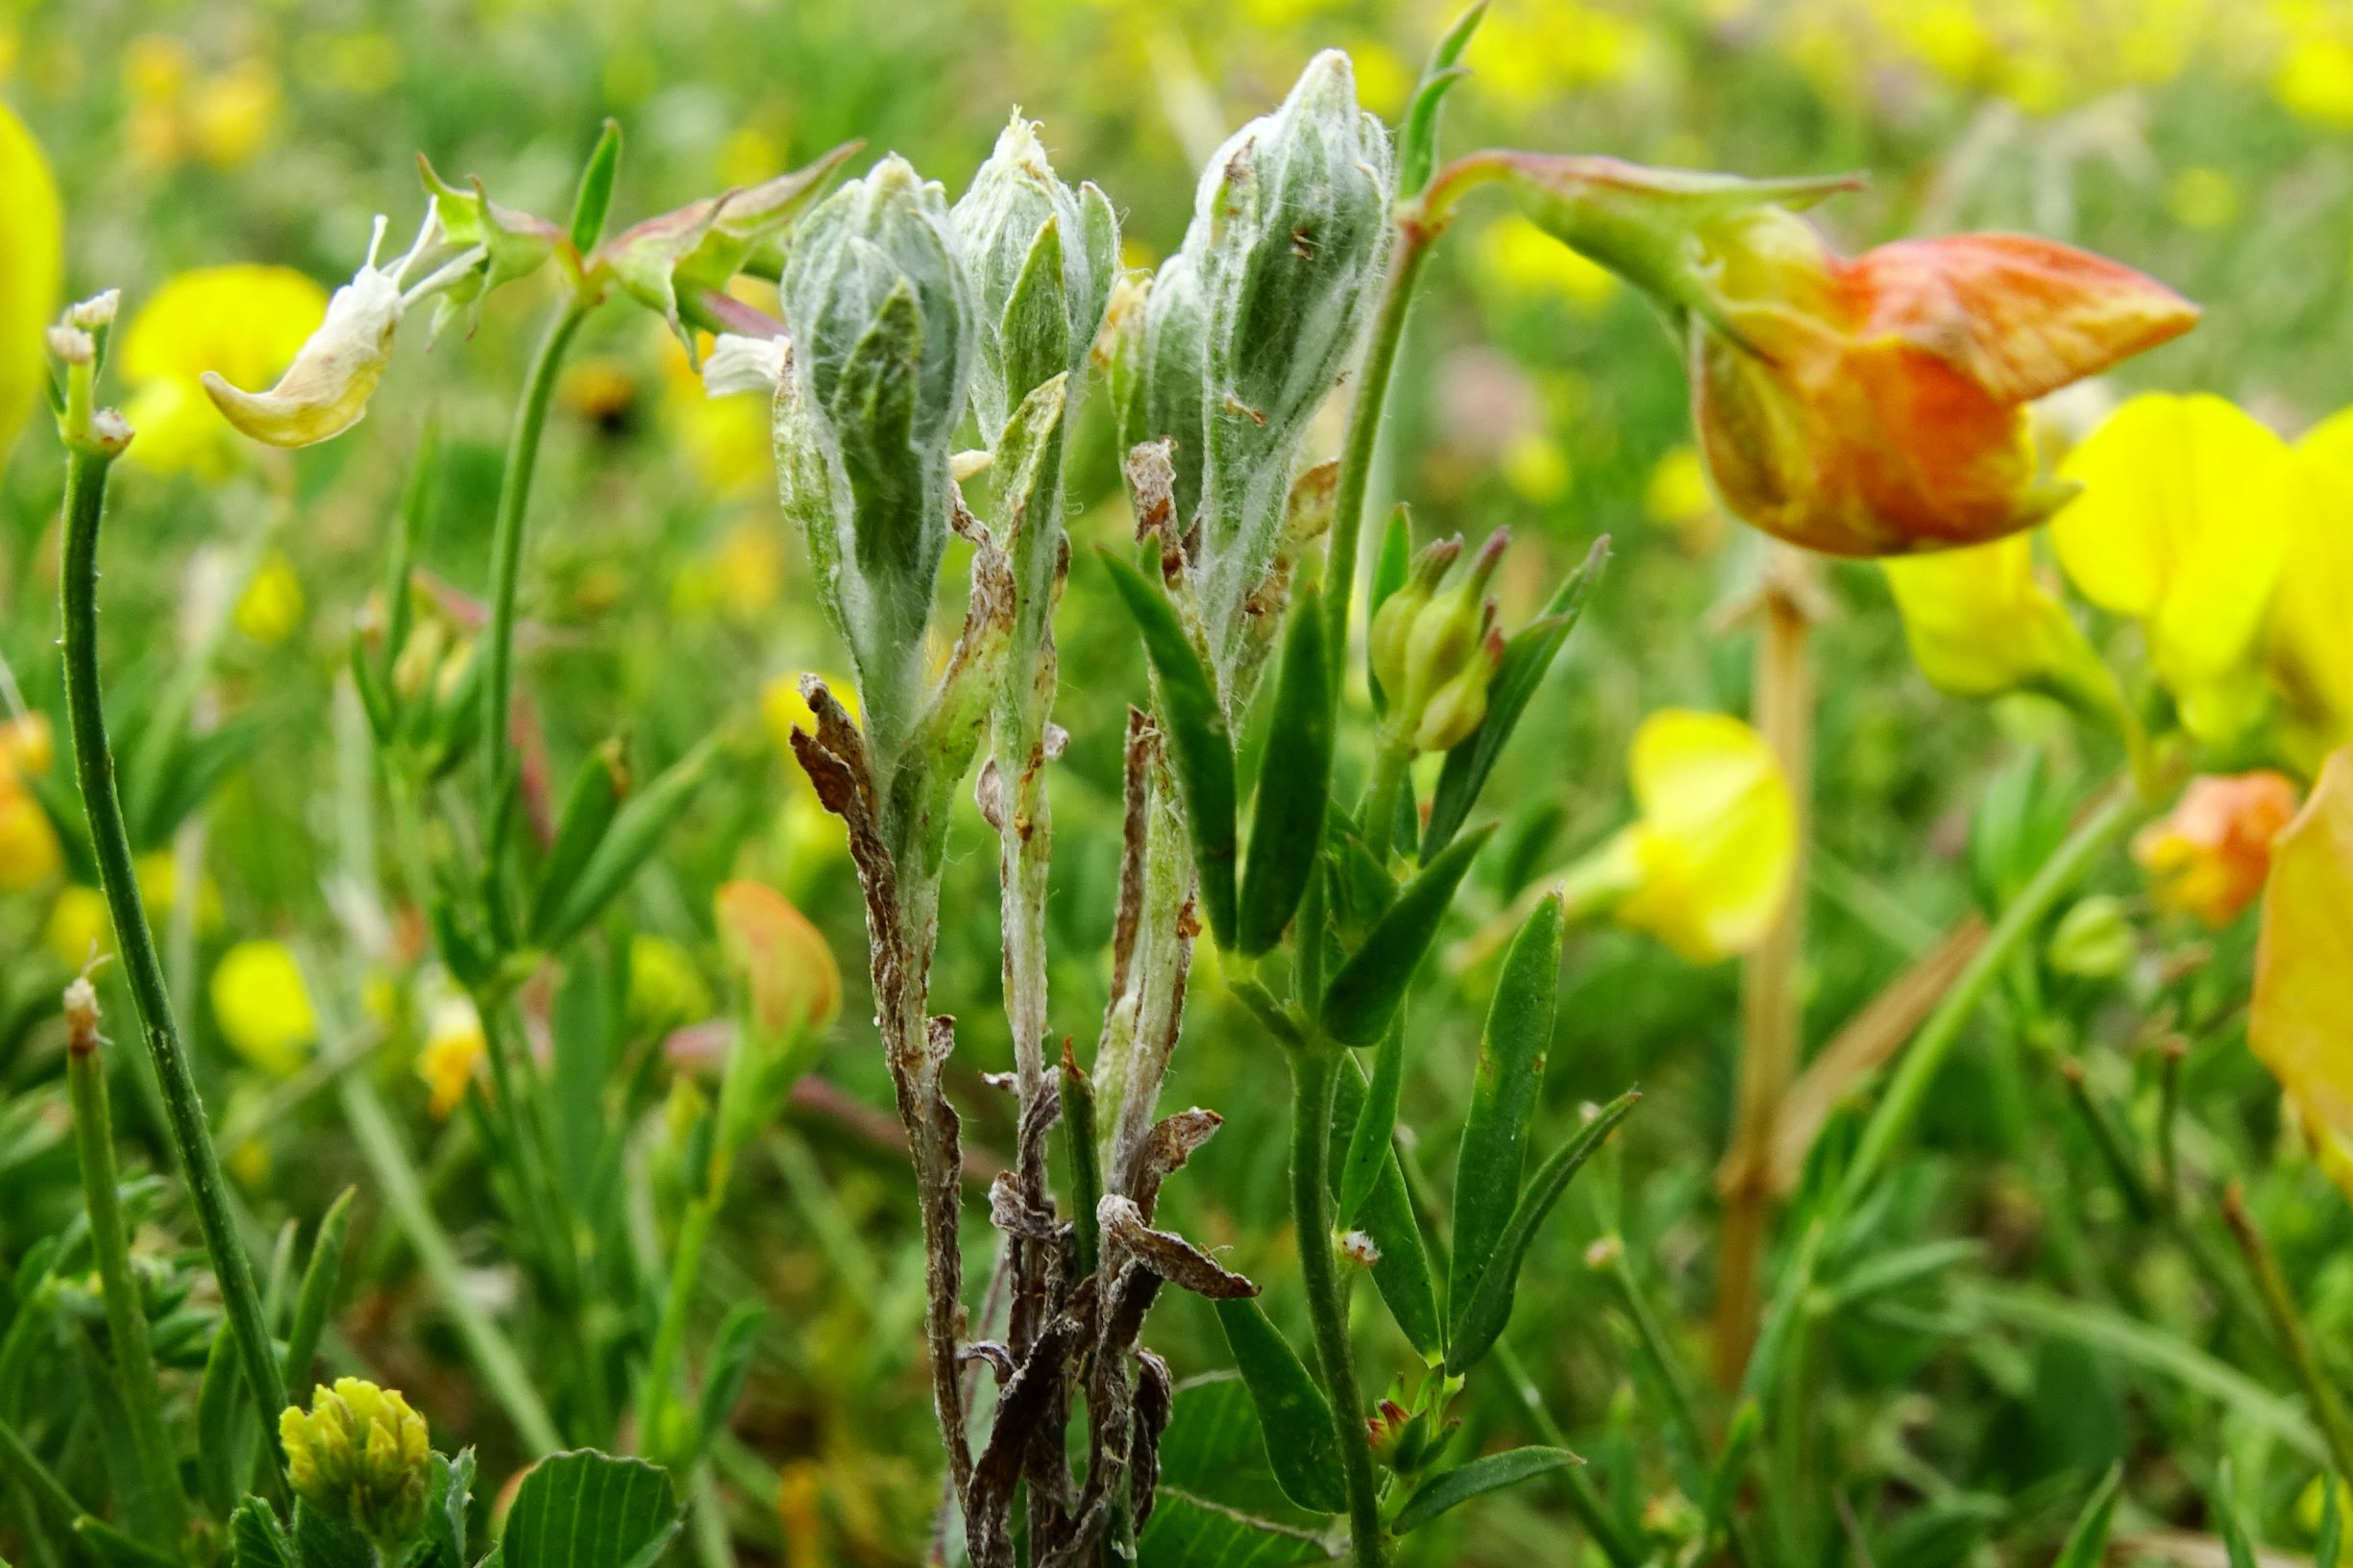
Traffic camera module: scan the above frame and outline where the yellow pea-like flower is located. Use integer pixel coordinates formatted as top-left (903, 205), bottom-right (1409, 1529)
top-left (0, 780), bottom-right (60, 892)
top-left (1881, 530), bottom-right (2116, 706)
top-left (0, 97), bottom-right (61, 458)
top-left (2050, 393), bottom-right (2296, 744)
top-left (117, 264), bottom-right (327, 475)
top-left (1562, 709), bottom-right (1797, 965)
top-left (414, 992), bottom-right (485, 1118)
top-left (208, 939), bottom-right (317, 1075)
top-left (2248, 747), bottom-right (2353, 1201)
top-left (2270, 410), bottom-right (2353, 767)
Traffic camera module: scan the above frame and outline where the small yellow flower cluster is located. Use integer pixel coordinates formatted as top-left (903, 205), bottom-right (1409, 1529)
top-left (280, 1380), bottom-right (431, 1545)
top-left (121, 36), bottom-right (280, 171)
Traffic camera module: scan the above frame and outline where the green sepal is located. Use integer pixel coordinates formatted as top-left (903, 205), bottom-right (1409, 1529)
top-left (568, 119), bottom-right (624, 256)
top-left (1396, 2), bottom-right (1489, 198)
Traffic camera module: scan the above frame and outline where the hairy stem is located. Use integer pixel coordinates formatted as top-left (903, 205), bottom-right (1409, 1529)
top-left (68, 1011), bottom-right (191, 1544)
top-left (1289, 1044), bottom-right (1385, 1567)
top-left (59, 445), bottom-right (291, 1482)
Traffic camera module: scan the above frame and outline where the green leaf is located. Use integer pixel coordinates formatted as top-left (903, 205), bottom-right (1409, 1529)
top-left (1135, 1379), bottom-right (1328, 1568)
top-left (1329, 1062), bottom-right (1443, 1360)
top-left (1446, 1090), bottom-right (1640, 1375)
top-left (2216, 1461), bottom-right (2258, 1568)
top-left (282, 1187), bottom-right (355, 1389)
top-left (527, 741), bottom-right (630, 943)
top-left (692, 1304), bottom-right (767, 1457)
top-left (2320, 1475), bottom-right (2341, 1568)
top-left (1396, 2), bottom-right (1489, 197)
top-left (1100, 550), bottom-right (1238, 947)
top-left (72, 1515), bottom-right (179, 1568)
top-left (1320, 825), bottom-right (1493, 1046)
top-left (1448, 893), bottom-right (1561, 1334)
top-left (196, 1321), bottom-right (255, 1519)
top-left (1337, 1013), bottom-right (1405, 1227)
top-left (997, 215), bottom-right (1072, 412)
top-left (2050, 1464), bottom-right (2120, 1568)
top-left (1061, 1052), bottom-right (1104, 1284)
top-left (569, 119), bottom-right (624, 254)
top-left (500, 1451), bottom-right (682, 1568)
top-left (291, 1499), bottom-right (378, 1568)
top-left (1392, 1446), bottom-right (1578, 1535)
top-left (1703, 1402), bottom-right (1760, 1551)
top-left (419, 1450), bottom-right (476, 1568)
top-left (1212, 1297), bottom-right (1347, 1515)
top-left (1237, 583), bottom-right (1334, 956)
top-left (229, 1499), bottom-right (296, 1568)
top-left (541, 736), bottom-right (723, 947)
top-left (1422, 536), bottom-right (1605, 862)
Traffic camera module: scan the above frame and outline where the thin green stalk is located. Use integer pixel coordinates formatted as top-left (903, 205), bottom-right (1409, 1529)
top-left (1492, 1341), bottom-right (1646, 1568)
top-left (641, 1190), bottom-right (721, 1463)
top-left (480, 302), bottom-right (591, 869)
top-left (0, 1413), bottom-right (89, 1548)
top-left (1360, 742), bottom-right (1411, 860)
top-left (66, 1005), bottom-right (190, 1547)
top-left (59, 444), bottom-right (290, 1482)
top-left (2221, 1187), bottom-right (2353, 1483)
top-left (1289, 1044), bottom-right (1385, 1568)
top-left (2156, 1038), bottom-right (2185, 1207)
top-left (1323, 222), bottom-right (1434, 676)
top-left (337, 1074), bottom-right (562, 1454)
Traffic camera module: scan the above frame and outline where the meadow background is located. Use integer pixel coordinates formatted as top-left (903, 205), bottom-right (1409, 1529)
top-left (7, 1), bottom-right (2353, 1562)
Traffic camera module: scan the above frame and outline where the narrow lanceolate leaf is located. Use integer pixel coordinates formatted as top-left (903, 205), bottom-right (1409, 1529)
top-left (500, 1450), bottom-right (682, 1568)
top-left (2050, 1464), bottom-right (2120, 1568)
top-left (1213, 1297), bottom-right (1349, 1515)
top-left (1337, 1013), bottom-right (1406, 1228)
top-left (1702, 1402), bottom-right (1760, 1551)
top-left (1446, 1090), bottom-right (1640, 1375)
top-left (1237, 584), bottom-right (1333, 955)
top-left (1449, 893), bottom-right (1563, 1334)
top-left (542, 735), bottom-right (723, 947)
top-left (282, 1186), bottom-right (355, 1387)
top-left (2319, 1476), bottom-right (2342, 1568)
top-left (1391, 1446), bottom-right (1579, 1535)
top-left (528, 740), bottom-right (630, 943)
top-left (569, 119), bottom-right (624, 253)
top-left (2214, 1462), bottom-right (2258, 1568)
top-left (1396, 1), bottom-right (1490, 197)
top-left (1329, 1062), bottom-right (1443, 1360)
top-left (1423, 535), bottom-right (1606, 862)
top-left (1321, 824), bottom-right (1494, 1046)
top-left (1101, 550), bottom-right (1238, 946)
top-left (693, 1304), bottom-right (768, 1455)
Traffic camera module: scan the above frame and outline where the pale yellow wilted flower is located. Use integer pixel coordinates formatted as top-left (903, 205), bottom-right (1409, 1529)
top-left (204, 216), bottom-right (404, 449)
top-left (2050, 393), bottom-right (2296, 744)
top-left (117, 264), bottom-right (326, 475)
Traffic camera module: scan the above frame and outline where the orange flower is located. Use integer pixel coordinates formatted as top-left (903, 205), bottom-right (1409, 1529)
top-left (2132, 771), bottom-right (2301, 928)
top-left (1493, 157), bottom-right (2199, 556)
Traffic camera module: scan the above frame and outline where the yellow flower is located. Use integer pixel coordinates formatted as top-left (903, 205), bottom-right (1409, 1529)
top-left (0, 96), bottom-right (61, 456)
top-left (1499, 432), bottom-right (1570, 504)
top-left (1480, 212), bottom-right (1617, 310)
top-left (1, 711), bottom-right (53, 777)
top-left (1881, 530), bottom-right (2117, 704)
top-left (234, 550), bottom-right (306, 645)
top-left (187, 58), bottom-right (278, 169)
top-left (414, 992), bottom-right (484, 1117)
top-left (2270, 411), bottom-right (2353, 765)
top-left (45, 885), bottom-right (110, 967)
top-left (626, 933), bottom-right (713, 1037)
top-left (0, 781), bottom-right (59, 891)
top-left (715, 880), bottom-right (842, 1045)
top-left (2050, 393), bottom-right (2295, 743)
top-left (1564, 709), bottom-right (1796, 964)
top-left (2248, 747), bottom-right (2353, 1200)
top-left (2134, 770), bottom-right (2301, 928)
top-left (280, 1379), bottom-right (430, 1545)
top-left (2277, 35), bottom-right (2353, 130)
top-left (209, 939), bottom-right (317, 1075)
top-left (117, 265), bottom-right (327, 475)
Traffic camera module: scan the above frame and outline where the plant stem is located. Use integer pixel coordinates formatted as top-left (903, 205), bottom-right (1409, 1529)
top-left (1716, 548), bottom-right (1814, 1390)
top-left (2221, 1186), bottom-right (2353, 1483)
top-left (338, 1074), bottom-right (562, 1454)
top-left (1492, 1341), bottom-right (1646, 1567)
top-left (641, 1189), bottom-right (721, 1463)
top-left (480, 301), bottom-right (591, 871)
top-left (1360, 741), bottom-right (1412, 861)
top-left (58, 445), bottom-right (291, 1483)
top-left (1288, 1044), bottom-right (1385, 1567)
top-left (67, 1008), bottom-right (190, 1546)
top-left (1323, 221), bottom-right (1434, 678)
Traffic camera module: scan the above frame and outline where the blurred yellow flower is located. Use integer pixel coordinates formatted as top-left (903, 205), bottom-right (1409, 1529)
top-left (188, 59), bottom-right (279, 168)
top-left (2270, 411), bottom-right (2353, 766)
top-left (0, 96), bottom-right (61, 456)
top-left (0, 783), bottom-right (59, 891)
top-left (46, 885), bottom-right (110, 967)
top-left (118, 265), bottom-right (328, 475)
top-left (662, 329), bottom-right (772, 497)
top-left (415, 992), bottom-right (485, 1117)
top-left (1643, 443), bottom-right (1723, 551)
top-left (122, 37), bottom-right (278, 169)
top-left (2051, 394), bottom-right (2294, 744)
top-left (674, 521), bottom-right (786, 623)
top-left (1881, 531), bottom-right (2117, 708)
top-left (2166, 166), bottom-right (2241, 232)
top-left (1469, 1), bottom-right (1646, 107)
top-left (209, 939), bottom-right (317, 1075)
top-left (1554, 709), bottom-right (1796, 964)
top-left (627, 933), bottom-right (714, 1037)
top-left (1, 712), bottom-right (52, 777)
top-left (2248, 747), bottom-right (2353, 1200)
top-left (2276, 35), bottom-right (2353, 129)
top-left (2135, 770), bottom-right (2301, 928)
top-left (1480, 213), bottom-right (1617, 311)
top-left (1499, 431), bottom-right (1571, 504)
top-left (234, 550), bottom-right (306, 645)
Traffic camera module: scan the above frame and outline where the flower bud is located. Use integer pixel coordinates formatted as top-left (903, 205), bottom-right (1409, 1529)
top-left (1496, 155), bottom-right (2197, 556)
top-left (2047, 894), bottom-right (2137, 980)
top-left (1412, 626), bottom-right (1504, 752)
top-left (952, 114), bottom-right (1117, 441)
top-left (775, 155), bottom-right (974, 755)
top-left (204, 216), bottom-right (403, 449)
top-left (1379, 530), bottom-right (1507, 754)
top-left (2133, 771), bottom-right (2300, 929)
top-left (1368, 535), bottom-right (1460, 701)
top-left (280, 1379), bottom-right (431, 1548)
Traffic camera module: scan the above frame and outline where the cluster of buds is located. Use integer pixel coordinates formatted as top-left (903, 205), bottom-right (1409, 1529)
top-left (1369, 529), bottom-right (1507, 754)
top-left (48, 291), bottom-right (132, 456)
top-left (1363, 1378), bottom-right (1459, 1478)
top-left (279, 1379), bottom-right (432, 1548)
top-left (772, 156), bottom-right (974, 762)
top-left (1122, 51), bottom-right (1394, 674)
